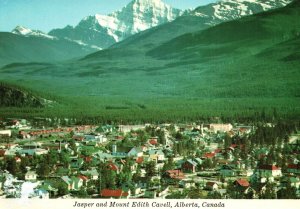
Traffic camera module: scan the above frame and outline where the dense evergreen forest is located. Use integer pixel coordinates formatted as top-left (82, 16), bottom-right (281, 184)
top-left (0, 82), bottom-right (299, 124)
top-left (0, 82), bottom-right (44, 107)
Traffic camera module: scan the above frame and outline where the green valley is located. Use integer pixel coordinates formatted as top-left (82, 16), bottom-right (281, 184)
top-left (0, 0), bottom-right (299, 121)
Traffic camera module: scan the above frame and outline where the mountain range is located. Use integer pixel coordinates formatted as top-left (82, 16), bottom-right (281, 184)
top-left (0, 31), bottom-right (99, 66)
top-left (49, 0), bottom-right (182, 49)
top-left (48, 0), bottom-right (292, 49)
top-left (0, 0), bottom-right (299, 118)
top-left (4, 0), bottom-right (292, 56)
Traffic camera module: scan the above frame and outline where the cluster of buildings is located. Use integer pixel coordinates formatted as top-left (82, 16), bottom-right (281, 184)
top-left (0, 118), bottom-right (299, 199)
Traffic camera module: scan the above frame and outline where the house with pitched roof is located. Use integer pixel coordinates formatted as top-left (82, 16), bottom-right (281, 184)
top-left (235, 179), bottom-right (250, 188)
top-left (84, 134), bottom-right (105, 142)
top-left (61, 176), bottom-right (83, 191)
top-left (107, 162), bottom-right (120, 173)
top-left (25, 170), bottom-right (38, 182)
top-left (36, 182), bottom-right (58, 198)
top-left (149, 137), bottom-right (158, 146)
top-left (78, 175), bottom-right (89, 185)
top-left (257, 165), bottom-right (282, 178)
top-left (81, 169), bottom-right (99, 180)
top-left (164, 170), bottom-right (185, 184)
top-left (182, 159), bottom-right (198, 173)
top-left (179, 180), bottom-right (195, 189)
top-left (233, 179), bottom-right (254, 196)
top-left (148, 149), bottom-right (165, 163)
top-left (206, 182), bottom-right (219, 191)
top-left (128, 146), bottom-right (144, 158)
top-left (70, 158), bottom-right (84, 170)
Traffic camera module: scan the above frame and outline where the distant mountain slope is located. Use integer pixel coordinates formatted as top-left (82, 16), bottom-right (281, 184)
top-left (49, 0), bottom-right (182, 49)
top-left (0, 32), bottom-right (98, 66)
top-left (148, 0), bottom-right (300, 59)
top-left (257, 36), bottom-right (300, 62)
top-left (70, 0), bottom-right (300, 98)
top-left (112, 0), bottom-right (291, 50)
top-left (0, 0), bottom-right (299, 101)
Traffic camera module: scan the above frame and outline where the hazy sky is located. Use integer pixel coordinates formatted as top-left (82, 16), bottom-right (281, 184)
top-left (0, 0), bottom-right (216, 32)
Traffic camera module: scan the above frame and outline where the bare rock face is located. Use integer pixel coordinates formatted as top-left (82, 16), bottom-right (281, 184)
top-left (48, 0), bottom-right (182, 49)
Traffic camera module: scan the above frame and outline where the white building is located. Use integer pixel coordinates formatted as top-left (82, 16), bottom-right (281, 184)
top-left (209, 124), bottom-right (233, 133)
top-left (128, 147), bottom-right (144, 157)
top-left (0, 130), bottom-right (11, 137)
top-left (119, 125), bottom-right (145, 133)
top-left (25, 171), bottom-right (38, 181)
top-left (257, 165), bottom-right (282, 177)
top-left (84, 134), bottom-right (107, 143)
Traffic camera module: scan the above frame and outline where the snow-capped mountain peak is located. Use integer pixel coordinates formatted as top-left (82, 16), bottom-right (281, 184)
top-left (12, 26), bottom-right (32, 36)
top-left (191, 0), bottom-right (292, 25)
top-left (12, 25), bottom-right (56, 39)
top-left (93, 0), bottom-right (182, 41)
top-left (19, 0), bottom-right (292, 50)
top-left (49, 0), bottom-right (182, 48)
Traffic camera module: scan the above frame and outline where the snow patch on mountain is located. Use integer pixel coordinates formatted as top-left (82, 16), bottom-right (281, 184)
top-left (192, 0), bottom-right (292, 25)
top-left (94, 0), bottom-right (183, 40)
top-left (12, 26), bottom-right (56, 40)
top-left (12, 0), bottom-right (293, 51)
top-left (49, 0), bottom-right (182, 49)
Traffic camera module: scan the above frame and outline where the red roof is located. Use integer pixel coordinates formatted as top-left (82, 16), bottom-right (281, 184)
top-left (115, 135), bottom-right (124, 140)
top-left (83, 156), bottom-right (92, 162)
top-left (235, 179), bottom-right (250, 187)
top-left (230, 144), bottom-right (238, 148)
top-left (107, 163), bottom-right (119, 171)
top-left (239, 128), bottom-right (248, 133)
top-left (149, 139), bottom-right (158, 145)
top-left (15, 157), bottom-right (21, 162)
top-left (78, 175), bottom-right (89, 181)
top-left (259, 165), bottom-right (280, 170)
top-left (101, 189), bottom-right (128, 197)
top-left (203, 153), bottom-right (215, 158)
top-left (166, 170), bottom-right (185, 180)
top-left (136, 157), bottom-right (144, 164)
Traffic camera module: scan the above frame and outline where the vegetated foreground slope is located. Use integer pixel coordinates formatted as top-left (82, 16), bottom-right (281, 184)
top-left (0, 0), bottom-right (299, 119)
top-left (0, 83), bottom-right (45, 107)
